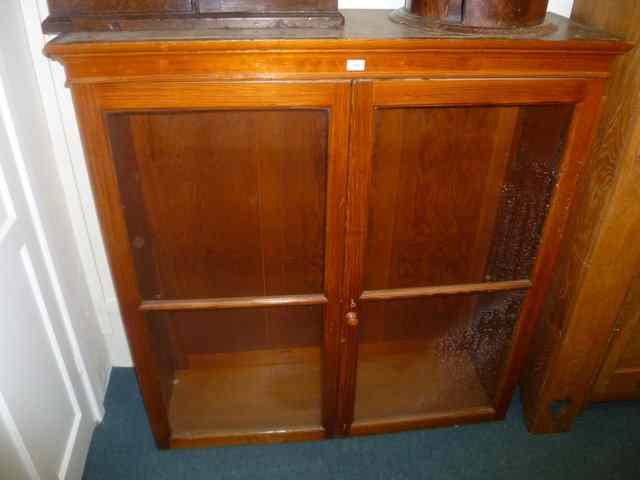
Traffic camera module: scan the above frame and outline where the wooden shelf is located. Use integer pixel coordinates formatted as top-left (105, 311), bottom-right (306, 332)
top-left (169, 347), bottom-right (323, 441)
top-left (354, 341), bottom-right (492, 423)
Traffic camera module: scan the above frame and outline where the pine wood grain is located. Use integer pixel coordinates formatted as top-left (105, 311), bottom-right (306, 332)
top-left (521, 0), bottom-right (640, 433)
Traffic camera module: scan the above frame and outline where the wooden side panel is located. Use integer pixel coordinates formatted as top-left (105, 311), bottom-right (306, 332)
top-left (522, 0), bottom-right (640, 433)
top-left (106, 115), bottom-right (162, 300)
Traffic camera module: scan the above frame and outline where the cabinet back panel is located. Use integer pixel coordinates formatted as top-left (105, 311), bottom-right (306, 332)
top-left (169, 305), bottom-right (323, 362)
top-left (107, 109), bottom-right (328, 300)
top-left (364, 104), bottom-right (574, 291)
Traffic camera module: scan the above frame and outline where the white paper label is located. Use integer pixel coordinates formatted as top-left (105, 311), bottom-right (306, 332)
top-left (346, 59), bottom-right (366, 71)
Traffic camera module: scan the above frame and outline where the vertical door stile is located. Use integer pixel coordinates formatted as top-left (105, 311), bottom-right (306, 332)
top-left (322, 81), bottom-right (352, 435)
top-left (337, 80), bottom-right (375, 435)
top-left (70, 83), bottom-right (173, 447)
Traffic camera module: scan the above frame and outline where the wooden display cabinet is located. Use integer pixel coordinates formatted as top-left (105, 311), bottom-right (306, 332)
top-left (45, 11), bottom-right (628, 448)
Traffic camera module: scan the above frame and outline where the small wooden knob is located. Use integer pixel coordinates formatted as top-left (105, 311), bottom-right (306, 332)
top-left (345, 311), bottom-right (358, 327)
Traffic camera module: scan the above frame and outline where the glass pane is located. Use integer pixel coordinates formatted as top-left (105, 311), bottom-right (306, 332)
top-left (364, 104), bottom-right (574, 290)
top-left (146, 305), bottom-right (324, 437)
top-left (107, 109), bottom-right (328, 300)
top-left (353, 291), bottom-right (525, 423)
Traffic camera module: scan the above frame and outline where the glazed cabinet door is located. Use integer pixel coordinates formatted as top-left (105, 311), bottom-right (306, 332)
top-left (72, 81), bottom-right (350, 447)
top-left (340, 78), bottom-right (605, 435)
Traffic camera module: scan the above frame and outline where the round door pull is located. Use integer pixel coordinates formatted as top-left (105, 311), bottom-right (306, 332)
top-left (345, 311), bottom-right (359, 326)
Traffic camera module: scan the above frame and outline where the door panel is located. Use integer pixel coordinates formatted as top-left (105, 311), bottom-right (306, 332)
top-left (0, 245), bottom-right (77, 477)
top-left (85, 81), bottom-right (350, 445)
top-left (0, 76), bottom-right (90, 479)
top-left (342, 78), bottom-right (591, 433)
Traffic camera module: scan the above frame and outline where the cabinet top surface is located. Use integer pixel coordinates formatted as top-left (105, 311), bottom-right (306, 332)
top-left (47, 10), bottom-right (629, 55)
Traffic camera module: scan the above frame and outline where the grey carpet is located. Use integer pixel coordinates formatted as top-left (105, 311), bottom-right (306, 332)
top-left (83, 367), bottom-right (640, 479)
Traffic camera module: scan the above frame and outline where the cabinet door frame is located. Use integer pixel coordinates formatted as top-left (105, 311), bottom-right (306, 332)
top-left (339, 77), bottom-right (606, 435)
top-left (71, 80), bottom-right (351, 447)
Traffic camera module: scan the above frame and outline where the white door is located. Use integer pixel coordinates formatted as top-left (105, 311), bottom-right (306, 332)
top-left (0, 3), bottom-right (102, 480)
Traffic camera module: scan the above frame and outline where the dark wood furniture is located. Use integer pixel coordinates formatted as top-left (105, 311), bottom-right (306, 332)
top-left (394, 0), bottom-right (549, 29)
top-left (43, 0), bottom-right (344, 33)
top-left (45, 10), bottom-right (628, 448)
top-left (522, 0), bottom-right (640, 433)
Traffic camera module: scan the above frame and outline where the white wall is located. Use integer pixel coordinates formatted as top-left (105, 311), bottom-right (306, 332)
top-left (31, 0), bottom-right (573, 367)
top-left (23, 0), bottom-right (131, 367)
top-left (0, 1), bottom-right (111, 477)
top-left (546, 0), bottom-right (574, 16)
top-left (6, 0), bottom-right (111, 412)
